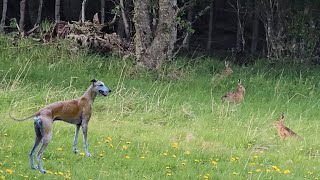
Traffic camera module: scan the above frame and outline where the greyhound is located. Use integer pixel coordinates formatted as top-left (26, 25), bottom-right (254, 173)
top-left (9, 79), bottom-right (111, 174)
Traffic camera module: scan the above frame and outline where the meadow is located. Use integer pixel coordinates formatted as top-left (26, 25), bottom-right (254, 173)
top-left (0, 35), bottom-right (319, 180)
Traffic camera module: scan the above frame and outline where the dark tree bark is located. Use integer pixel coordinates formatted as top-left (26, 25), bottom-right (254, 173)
top-left (101, 0), bottom-right (105, 24)
top-left (120, 0), bottom-right (130, 39)
top-left (250, 1), bottom-right (259, 54)
top-left (81, 0), bottom-right (88, 23)
top-left (55, 0), bottom-right (61, 22)
top-left (19, 0), bottom-right (27, 34)
top-left (133, 0), bottom-right (178, 69)
top-left (0, 0), bottom-right (8, 32)
top-left (184, 2), bottom-right (194, 50)
top-left (206, 0), bottom-right (214, 50)
top-left (36, 0), bottom-right (44, 25)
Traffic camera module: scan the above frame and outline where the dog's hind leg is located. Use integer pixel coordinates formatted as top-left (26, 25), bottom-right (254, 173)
top-left (30, 117), bottom-right (43, 170)
top-left (35, 117), bottom-right (52, 174)
top-left (73, 124), bottom-right (80, 154)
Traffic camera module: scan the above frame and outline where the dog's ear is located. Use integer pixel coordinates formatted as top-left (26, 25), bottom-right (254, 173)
top-left (90, 79), bottom-right (97, 84)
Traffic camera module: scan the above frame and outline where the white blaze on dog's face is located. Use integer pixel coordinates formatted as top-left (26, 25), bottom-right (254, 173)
top-left (91, 79), bottom-right (111, 96)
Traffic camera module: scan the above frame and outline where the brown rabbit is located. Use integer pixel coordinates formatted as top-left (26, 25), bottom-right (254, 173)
top-left (221, 79), bottom-right (245, 103)
top-left (274, 113), bottom-right (302, 140)
top-left (223, 61), bottom-right (233, 76)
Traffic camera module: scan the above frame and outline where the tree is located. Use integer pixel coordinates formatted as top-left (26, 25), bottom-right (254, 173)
top-left (206, 0), bottom-right (214, 50)
top-left (81, 0), bottom-right (88, 23)
top-left (133, 0), bottom-right (178, 69)
top-left (19, 0), bottom-right (27, 35)
top-left (101, 0), bottom-right (105, 24)
top-left (36, 0), bottom-right (44, 25)
top-left (55, 0), bottom-right (61, 22)
top-left (0, 0), bottom-right (8, 32)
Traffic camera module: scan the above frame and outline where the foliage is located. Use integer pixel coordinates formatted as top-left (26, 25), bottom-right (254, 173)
top-left (0, 36), bottom-right (320, 179)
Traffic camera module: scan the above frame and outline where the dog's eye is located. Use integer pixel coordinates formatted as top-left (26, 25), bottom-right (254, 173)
top-left (99, 84), bottom-right (103, 87)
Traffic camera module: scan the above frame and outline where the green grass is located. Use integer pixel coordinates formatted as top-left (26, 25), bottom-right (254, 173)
top-left (0, 35), bottom-right (319, 179)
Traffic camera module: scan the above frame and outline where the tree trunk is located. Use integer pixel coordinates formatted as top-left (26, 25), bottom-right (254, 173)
top-left (250, 1), bottom-right (259, 54)
top-left (133, 0), bottom-right (152, 66)
top-left (81, 0), bottom-right (88, 23)
top-left (184, 3), bottom-right (193, 50)
top-left (36, 0), bottom-right (44, 25)
top-left (134, 0), bottom-right (178, 69)
top-left (101, 0), bottom-right (105, 24)
top-left (19, 0), bottom-right (27, 34)
top-left (120, 0), bottom-right (130, 39)
top-left (235, 0), bottom-right (245, 52)
top-left (206, 0), bottom-right (214, 50)
top-left (0, 0), bottom-right (8, 32)
top-left (55, 0), bottom-right (60, 22)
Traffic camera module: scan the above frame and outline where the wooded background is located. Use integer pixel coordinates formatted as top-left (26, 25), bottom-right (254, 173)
top-left (1, 0), bottom-right (320, 68)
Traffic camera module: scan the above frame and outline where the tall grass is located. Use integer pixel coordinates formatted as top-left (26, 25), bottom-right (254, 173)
top-left (0, 35), bottom-right (319, 179)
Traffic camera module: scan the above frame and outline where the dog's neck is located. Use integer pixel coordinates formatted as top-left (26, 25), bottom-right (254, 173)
top-left (82, 85), bottom-right (97, 105)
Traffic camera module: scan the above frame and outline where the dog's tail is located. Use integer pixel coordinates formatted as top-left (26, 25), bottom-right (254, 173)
top-left (9, 113), bottom-right (34, 121)
top-left (9, 103), bottom-right (35, 121)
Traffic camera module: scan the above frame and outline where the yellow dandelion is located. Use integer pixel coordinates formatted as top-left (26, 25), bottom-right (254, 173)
top-left (47, 170), bottom-right (53, 174)
top-left (99, 153), bottom-right (104, 157)
top-left (79, 152), bottom-right (85, 156)
top-left (284, 170), bottom-right (290, 174)
top-left (211, 160), bottom-right (217, 166)
top-left (97, 142), bottom-right (101, 145)
top-left (166, 166), bottom-right (170, 169)
top-left (57, 147), bottom-right (63, 151)
top-left (109, 144), bottom-right (114, 148)
top-left (172, 155), bottom-right (177, 158)
top-left (230, 157), bottom-right (236, 161)
top-left (266, 169), bottom-right (271, 173)
top-left (185, 151), bottom-right (190, 155)
top-left (250, 162), bottom-right (255, 166)
top-left (123, 145), bottom-right (128, 150)
top-left (125, 155), bottom-right (130, 159)
top-left (256, 169), bottom-right (262, 173)
top-left (166, 173), bottom-right (172, 176)
top-left (140, 156), bottom-right (145, 159)
top-left (235, 157), bottom-right (240, 160)
top-left (0, 175), bottom-right (5, 180)
top-left (58, 172), bottom-right (64, 176)
top-left (163, 152), bottom-right (168, 156)
top-left (6, 169), bottom-right (13, 174)
top-left (105, 137), bottom-right (112, 143)
top-left (203, 175), bottom-right (209, 179)
top-left (194, 159), bottom-right (200, 163)
top-left (253, 155), bottom-right (258, 159)
top-left (172, 143), bottom-right (179, 149)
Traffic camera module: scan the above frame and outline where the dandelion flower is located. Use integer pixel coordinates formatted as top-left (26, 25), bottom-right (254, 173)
top-left (172, 155), bottom-right (177, 158)
top-left (256, 169), bottom-right (262, 173)
top-left (166, 173), bottom-right (172, 176)
top-left (203, 175), bottom-right (209, 179)
top-left (6, 169), bottom-right (13, 174)
top-left (211, 160), bottom-right (217, 166)
top-left (125, 155), bottom-right (130, 159)
top-left (79, 152), bottom-right (85, 156)
top-left (163, 152), bottom-right (168, 156)
top-left (105, 137), bottom-right (112, 143)
top-left (0, 175), bottom-right (5, 180)
top-left (58, 172), bottom-right (64, 176)
top-left (99, 153), bottom-right (104, 157)
top-left (172, 143), bottom-right (179, 149)
top-left (253, 155), bottom-right (258, 159)
top-left (140, 156), bottom-right (145, 159)
top-left (46, 170), bottom-right (53, 174)
top-left (266, 169), bottom-right (271, 173)
top-left (123, 145), bottom-right (128, 150)
top-left (284, 170), bottom-right (290, 174)
top-left (57, 148), bottom-right (63, 151)
top-left (230, 157), bottom-right (236, 161)
top-left (166, 166), bottom-right (170, 169)
top-left (185, 151), bottom-right (190, 155)
top-left (109, 144), bottom-right (114, 148)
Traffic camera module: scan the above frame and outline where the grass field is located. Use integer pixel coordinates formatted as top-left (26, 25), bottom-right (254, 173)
top-left (0, 35), bottom-right (319, 180)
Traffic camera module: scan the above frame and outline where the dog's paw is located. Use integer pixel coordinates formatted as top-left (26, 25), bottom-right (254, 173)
top-left (73, 149), bottom-right (79, 154)
top-left (86, 153), bottom-right (92, 157)
top-left (31, 166), bottom-right (38, 170)
top-left (40, 169), bottom-right (46, 174)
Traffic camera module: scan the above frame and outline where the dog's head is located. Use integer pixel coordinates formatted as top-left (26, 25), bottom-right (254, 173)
top-left (91, 79), bottom-right (111, 96)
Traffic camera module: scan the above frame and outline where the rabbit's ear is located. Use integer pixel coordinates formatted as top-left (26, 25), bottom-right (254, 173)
top-left (225, 61), bottom-right (228, 67)
top-left (238, 79), bottom-right (241, 85)
top-left (280, 113), bottom-right (285, 122)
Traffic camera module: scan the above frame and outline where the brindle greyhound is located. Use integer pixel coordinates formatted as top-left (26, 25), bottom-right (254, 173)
top-left (9, 79), bottom-right (111, 174)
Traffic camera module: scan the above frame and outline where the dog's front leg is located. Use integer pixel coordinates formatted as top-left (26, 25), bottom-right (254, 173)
top-left (73, 124), bottom-right (80, 154)
top-left (81, 123), bottom-right (92, 157)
